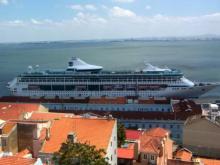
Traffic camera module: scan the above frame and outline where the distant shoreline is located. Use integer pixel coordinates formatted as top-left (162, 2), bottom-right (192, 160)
top-left (1, 35), bottom-right (220, 45)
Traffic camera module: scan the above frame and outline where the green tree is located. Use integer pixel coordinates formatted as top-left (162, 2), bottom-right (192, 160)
top-left (53, 141), bottom-right (109, 165)
top-left (117, 123), bottom-right (126, 147)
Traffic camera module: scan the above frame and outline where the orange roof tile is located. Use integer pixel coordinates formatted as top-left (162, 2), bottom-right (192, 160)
top-left (118, 144), bottom-right (134, 159)
top-left (0, 156), bottom-right (36, 165)
top-left (0, 103), bottom-right (40, 121)
top-left (139, 128), bottom-right (169, 155)
top-left (41, 117), bottom-right (115, 153)
top-left (175, 148), bottom-right (192, 162)
top-left (126, 129), bottom-right (143, 140)
top-left (198, 157), bottom-right (220, 165)
top-left (144, 127), bottom-right (169, 138)
top-left (140, 136), bottom-right (161, 154)
top-left (30, 112), bottom-right (69, 120)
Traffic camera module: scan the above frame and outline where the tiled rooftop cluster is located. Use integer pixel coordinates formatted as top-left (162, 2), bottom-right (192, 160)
top-left (0, 103), bottom-right (117, 165)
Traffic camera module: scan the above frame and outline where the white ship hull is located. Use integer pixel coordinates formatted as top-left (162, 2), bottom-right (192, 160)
top-left (9, 84), bottom-right (216, 99)
top-left (7, 57), bottom-right (218, 99)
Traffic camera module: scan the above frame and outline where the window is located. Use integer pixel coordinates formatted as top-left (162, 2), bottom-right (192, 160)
top-left (151, 155), bottom-right (155, 160)
top-left (144, 154), bottom-right (148, 159)
top-left (1, 139), bottom-right (6, 147)
top-left (177, 134), bottom-right (180, 139)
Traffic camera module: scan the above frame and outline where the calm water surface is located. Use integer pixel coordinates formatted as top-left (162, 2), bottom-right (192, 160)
top-left (0, 40), bottom-right (220, 97)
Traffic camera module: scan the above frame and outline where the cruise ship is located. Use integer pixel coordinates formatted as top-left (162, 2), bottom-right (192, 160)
top-left (7, 57), bottom-right (217, 99)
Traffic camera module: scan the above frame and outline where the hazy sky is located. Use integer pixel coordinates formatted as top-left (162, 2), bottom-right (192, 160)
top-left (0, 0), bottom-right (220, 42)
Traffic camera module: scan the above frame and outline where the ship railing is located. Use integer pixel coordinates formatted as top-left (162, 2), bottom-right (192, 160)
top-left (19, 77), bottom-right (182, 84)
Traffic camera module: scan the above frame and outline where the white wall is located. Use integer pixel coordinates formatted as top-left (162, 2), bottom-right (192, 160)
top-left (106, 121), bottom-right (117, 165)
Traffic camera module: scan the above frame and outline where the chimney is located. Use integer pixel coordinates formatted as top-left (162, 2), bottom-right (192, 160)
top-left (46, 128), bottom-right (50, 141)
top-left (67, 132), bottom-right (77, 143)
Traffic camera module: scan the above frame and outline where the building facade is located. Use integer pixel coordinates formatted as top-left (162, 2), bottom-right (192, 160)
top-left (183, 116), bottom-right (220, 158)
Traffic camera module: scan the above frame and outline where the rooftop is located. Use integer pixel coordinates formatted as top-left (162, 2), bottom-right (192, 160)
top-left (0, 156), bottom-right (36, 165)
top-left (198, 157), bottom-right (220, 165)
top-left (0, 102), bottom-right (43, 121)
top-left (118, 143), bottom-right (135, 159)
top-left (40, 117), bottom-right (116, 153)
top-left (144, 127), bottom-right (169, 138)
top-left (140, 128), bottom-right (169, 155)
top-left (30, 112), bottom-right (75, 120)
top-left (175, 148), bottom-right (192, 162)
top-left (125, 129), bottom-right (143, 141)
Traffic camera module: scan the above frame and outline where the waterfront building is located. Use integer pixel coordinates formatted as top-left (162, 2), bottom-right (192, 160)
top-left (0, 97), bottom-right (203, 144)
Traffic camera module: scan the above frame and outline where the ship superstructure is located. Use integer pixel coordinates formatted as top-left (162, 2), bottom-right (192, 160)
top-left (7, 57), bottom-right (217, 99)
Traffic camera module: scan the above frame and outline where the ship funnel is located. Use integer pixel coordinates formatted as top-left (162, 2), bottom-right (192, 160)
top-left (28, 65), bottom-right (33, 73)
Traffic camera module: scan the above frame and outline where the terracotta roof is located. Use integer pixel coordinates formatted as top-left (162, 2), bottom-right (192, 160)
top-left (144, 127), bottom-right (169, 138)
top-left (118, 143), bottom-right (135, 159)
top-left (175, 148), bottom-right (192, 162)
top-left (140, 128), bottom-right (169, 154)
top-left (40, 117), bottom-right (115, 153)
top-left (30, 112), bottom-right (72, 120)
top-left (126, 129), bottom-right (143, 140)
top-left (0, 156), bottom-right (36, 165)
top-left (140, 136), bottom-right (161, 154)
top-left (0, 103), bottom-right (41, 121)
top-left (198, 157), bottom-right (220, 165)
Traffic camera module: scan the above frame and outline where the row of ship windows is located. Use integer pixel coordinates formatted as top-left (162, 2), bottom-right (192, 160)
top-left (22, 87), bottom-right (186, 92)
top-left (19, 79), bottom-right (179, 82)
